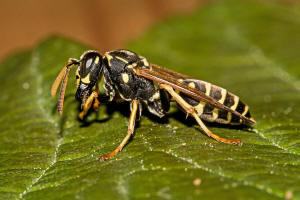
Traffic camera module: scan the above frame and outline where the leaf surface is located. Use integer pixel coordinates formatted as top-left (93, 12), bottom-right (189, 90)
top-left (1, 1), bottom-right (300, 199)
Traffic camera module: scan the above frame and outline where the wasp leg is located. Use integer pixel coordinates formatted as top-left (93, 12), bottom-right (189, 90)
top-left (100, 99), bottom-right (139, 161)
top-left (79, 78), bottom-right (105, 119)
top-left (113, 96), bottom-right (126, 104)
top-left (159, 84), bottom-right (242, 146)
top-left (78, 90), bottom-right (99, 120)
top-left (92, 83), bottom-right (100, 111)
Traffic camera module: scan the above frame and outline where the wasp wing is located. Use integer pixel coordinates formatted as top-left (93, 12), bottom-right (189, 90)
top-left (136, 64), bottom-right (255, 126)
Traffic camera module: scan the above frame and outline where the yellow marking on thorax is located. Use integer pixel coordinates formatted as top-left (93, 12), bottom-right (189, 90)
top-left (104, 53), bottom-right (113, 66)
top-left (121, 73), bottom-right (129, 83)
top-left (230, 95), bottom-right (239, 110)
top-left (188, 82), bottom-right (196, 89)
top-left (152, 92), bottom-right (160, 100)
top-left (242, 105), bottom-right (249, 116)
top-left (115, 56), bottom-right (129, 64)
top-left (205, 83), bottom-right (211, 96)
top-left (194, 101), bottom-right (206, 115)
top-left (178, 79), bottom-right (183, 83)
top-left (218, 88), bottom-right (227, 104)
top-left (142, 58), bottom-right (149, 66)
top-left (94, 56), bottom-right (100, 64)
top-left (81, 74), bottom-right (90, 84)
top-left (127, 62), bottom-right (137, 69)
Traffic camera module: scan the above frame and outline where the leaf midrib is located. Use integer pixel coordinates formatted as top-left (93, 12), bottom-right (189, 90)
top-left (18, 51), bottom-right (63, 200)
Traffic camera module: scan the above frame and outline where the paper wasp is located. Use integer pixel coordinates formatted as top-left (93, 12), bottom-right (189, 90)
top-left (51, 49), bottom-right (256, 161)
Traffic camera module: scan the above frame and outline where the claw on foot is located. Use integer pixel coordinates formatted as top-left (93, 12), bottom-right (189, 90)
top-left (230, 139), bottom-right (242, 146)
top-left (99, 154), bottom-right (110, 162)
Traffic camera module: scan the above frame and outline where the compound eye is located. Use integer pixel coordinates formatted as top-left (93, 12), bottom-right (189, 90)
top-left (80, 57), bottom-right (93, 77)
top-left (85, 58), bottom-right (93, 70)
top-left (79, 51), bottom-right (100, 77)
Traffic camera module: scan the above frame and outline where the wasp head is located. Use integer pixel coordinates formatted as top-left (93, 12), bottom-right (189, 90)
top-left (75, 51), bottom-right (103, 108)
top-left (51, 50), bottom-right (103, 115)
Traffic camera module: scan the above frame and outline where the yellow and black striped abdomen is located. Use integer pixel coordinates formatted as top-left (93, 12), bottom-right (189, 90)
top-left (179, 79), bottom-right (252, 125)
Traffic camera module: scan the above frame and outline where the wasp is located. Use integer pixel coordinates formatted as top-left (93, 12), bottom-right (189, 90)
top-left (51, 49), bottom-right (256, 161)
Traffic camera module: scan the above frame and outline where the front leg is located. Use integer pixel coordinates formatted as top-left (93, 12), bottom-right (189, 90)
top-left (79, 72), bottom-right (116, 119)
top-left (78, 93), bottom-right (113, 120)
top-left (78, 90), bottom-right (99, 120)
top-left (78, 85), bottom-right (120, 120)
top-left (92, 83), bottom-right (101, 111)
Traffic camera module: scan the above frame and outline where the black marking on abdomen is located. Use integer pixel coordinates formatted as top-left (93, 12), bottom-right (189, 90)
top-left (180, 93), bottom-right (199, 107)
top-left (183, 79), bottom-right (206, 93)
top-left (228, 98), bottom-right (251, 125)
top-left (230, 114), bottom-right (241, 124)
top-left (209, 85), bottom-right (222, 102)
top-left (236, 101), bottom-right (245, 114)
top-left (224, 93), bottom-right (235, 108)
top-left (245, 111), bottom-right (251, 118)
top-left (215, 110), bottom-right (229, 124)
top-left (178, 79), bottom-right (252, 125)
top-left (203, 104), bottom-right (214, 115)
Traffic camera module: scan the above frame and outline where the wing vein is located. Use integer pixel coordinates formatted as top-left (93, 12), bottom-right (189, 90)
top-left (136, 64), bottom-right (255, 126)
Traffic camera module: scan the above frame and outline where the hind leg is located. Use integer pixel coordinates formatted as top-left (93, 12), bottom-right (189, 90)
top-left (160, 84), bottom-right (242, 145)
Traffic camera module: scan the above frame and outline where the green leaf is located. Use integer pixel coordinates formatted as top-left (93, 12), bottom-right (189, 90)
top-left (1, 1), bottom-right (300, 199)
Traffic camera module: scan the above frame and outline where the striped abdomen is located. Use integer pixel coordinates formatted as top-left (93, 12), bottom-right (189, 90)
top-left (179, 79), bottom-right (252, 125)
